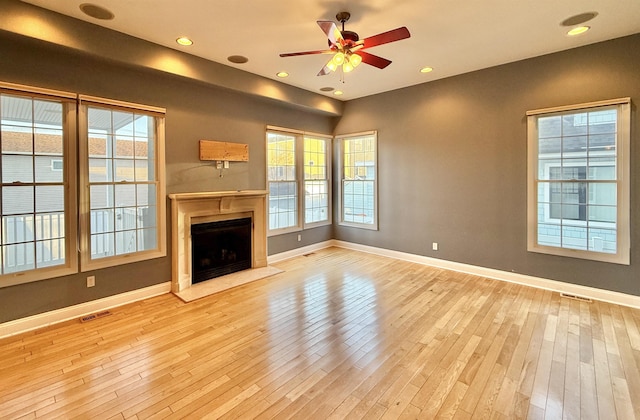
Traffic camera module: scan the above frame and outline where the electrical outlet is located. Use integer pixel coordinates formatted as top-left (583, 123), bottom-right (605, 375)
top-left (87, 275), bottom-right (95, 287)
top-left (223, 160), bottom-right (230, 169)
top-left (432, 242), bottom-right (439, 251)
top-left (297, 234), bottom-right (302, 242)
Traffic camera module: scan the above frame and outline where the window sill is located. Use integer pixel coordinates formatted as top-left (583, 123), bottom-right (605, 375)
top-left (0, 265), bottom-right (78, 288)
top-left (338, 221), bottom-right (378, 231)
top-left (527, 244), bottom-right (629, 265)
top-left (80, 249), bottom-right (167, 272)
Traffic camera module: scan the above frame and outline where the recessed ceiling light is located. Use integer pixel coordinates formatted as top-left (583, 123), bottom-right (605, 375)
top-left (561, 12), bottom-right (598, 27)
top-left (333, 90), bottom-right (343, 96)
top-left (227, 55), bottom-right (249, 64)
top-left (176, 37), bottom-right (193, 46)
top-left (276, 71), bottom-right (289, 78)
top-left (420, 67), bottom-right (434, 73)
top-left (319, 87), bottom-right (335, 92)
top-left (567, 26), bottom-right (590, 36)
top-left (79, 3), bottom-right (114, 20)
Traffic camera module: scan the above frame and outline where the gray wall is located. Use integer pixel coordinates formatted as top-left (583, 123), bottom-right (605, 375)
top-left (0, 31), bottom-right (335, 323)
top-left (1, 13), bottom-right (639, 325)
top-left (333, 34), bottom-right (640, 296)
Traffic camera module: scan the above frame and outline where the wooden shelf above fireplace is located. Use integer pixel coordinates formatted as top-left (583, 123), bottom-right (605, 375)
top-left (199, 140), bottom-right (248, 162)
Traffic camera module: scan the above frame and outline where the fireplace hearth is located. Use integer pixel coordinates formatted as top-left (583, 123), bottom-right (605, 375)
top-left (191, 217), bottom-right (252, 283)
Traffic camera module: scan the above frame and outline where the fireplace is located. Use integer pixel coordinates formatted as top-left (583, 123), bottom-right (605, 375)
top-left (168, 190), bottom-right (268, 294)
top-left (191, 217), bottom-right (252, 283)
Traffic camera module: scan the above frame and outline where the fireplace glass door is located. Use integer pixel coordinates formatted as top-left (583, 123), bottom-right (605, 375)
top-left (191, 217), bottom-right (252, 283)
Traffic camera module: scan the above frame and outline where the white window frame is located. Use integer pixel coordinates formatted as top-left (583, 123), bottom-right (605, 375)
top-left (266, 126), bottom-right (332, 236)
top-left (303, 133), bottom-right (332, 229)
top-left (0, 82), bottom-right (78, 287)
top-left (267, 127), bottom-right (301, 235)
top-left (78, 95), bottom-right (166, 271)
top-left (526, 98), bottom-right (630, 264)
top-left (336, 130), bottom-right (378, 230)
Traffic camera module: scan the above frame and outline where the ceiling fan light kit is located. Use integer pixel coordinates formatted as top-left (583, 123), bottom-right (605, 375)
top-left (279, 11), bottom-right (410, 79)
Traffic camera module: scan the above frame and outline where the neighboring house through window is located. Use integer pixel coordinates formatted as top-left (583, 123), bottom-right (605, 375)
top-left (527, 98), bottom-right (630, 264)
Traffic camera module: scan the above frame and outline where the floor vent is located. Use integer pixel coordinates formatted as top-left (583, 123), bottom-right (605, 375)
top-left (560, 292), bottom-right (593, 303)
top-left (80, 310), bottom-right (112, 323)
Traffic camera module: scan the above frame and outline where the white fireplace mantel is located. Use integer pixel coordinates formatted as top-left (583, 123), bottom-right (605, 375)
top-left (168, 190), bottom-right (268, 294)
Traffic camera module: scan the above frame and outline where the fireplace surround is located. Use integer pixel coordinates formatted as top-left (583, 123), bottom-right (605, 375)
top-left (168, 190), bottom-right (268, 294)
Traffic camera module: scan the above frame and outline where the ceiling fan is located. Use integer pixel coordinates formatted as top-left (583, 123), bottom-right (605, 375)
top-left (279, 12), bottom-right (411, 76)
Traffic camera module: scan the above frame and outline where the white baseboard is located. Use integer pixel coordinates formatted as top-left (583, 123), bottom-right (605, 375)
top-left (0, 282), bottom-right (171, 339)
top-left (270, 240), bottom-right (640, 309)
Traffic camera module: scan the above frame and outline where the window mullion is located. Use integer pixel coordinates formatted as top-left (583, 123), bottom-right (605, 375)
top-left (296, 134), bottom-right (303, 230)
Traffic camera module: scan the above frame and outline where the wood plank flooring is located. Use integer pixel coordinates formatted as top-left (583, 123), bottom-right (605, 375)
top-left (1, 247), bottom-right (639, 419)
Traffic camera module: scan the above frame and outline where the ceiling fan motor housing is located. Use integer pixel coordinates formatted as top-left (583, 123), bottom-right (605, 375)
top-left (328, 30), bottom-right (359, 48)
top-left (336, 12), bottom-right (359, 43)
top-left (341, 30), bottom-right (359, 42)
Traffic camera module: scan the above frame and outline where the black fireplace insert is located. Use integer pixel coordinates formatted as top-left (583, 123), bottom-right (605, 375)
top-left (191, 217), bottom-right (252, 284)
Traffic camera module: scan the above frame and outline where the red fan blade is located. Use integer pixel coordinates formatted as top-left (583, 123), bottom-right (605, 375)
top-left (358, 51), bottom-right (392, 69)
top-left (279, 49), bottom-right (335, 57)
top-left (317, 20), bottom-right (344, 46)
top-left (362, 27), bottom-right (410, 49)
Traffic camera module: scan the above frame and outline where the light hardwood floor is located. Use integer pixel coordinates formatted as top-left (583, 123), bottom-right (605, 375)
top-left (1, 247), bottom-right (639, 419)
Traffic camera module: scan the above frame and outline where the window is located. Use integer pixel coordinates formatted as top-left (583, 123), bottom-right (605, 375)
top-left (0, 83), bottom-right (78, 286)
top-left (527, 98), bottom-right (630, 264)
top-left (337, 131), bottom-right (378, 230)
top-left (0, 83), bottom-right (166, 286)
top-left (267, 130), bottom-right (297, 232)
top-left (50, 159), bottom-right (63, 171)
top-left (304, 135), bottom-right (331, 226)
top-left (79, 96), bottom-right (166, 270)
top-left (266, 126), bottom-right (331, 234)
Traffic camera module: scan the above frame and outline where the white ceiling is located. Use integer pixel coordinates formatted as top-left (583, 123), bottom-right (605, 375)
top-left (21, 0), bottom-right (640, 101)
